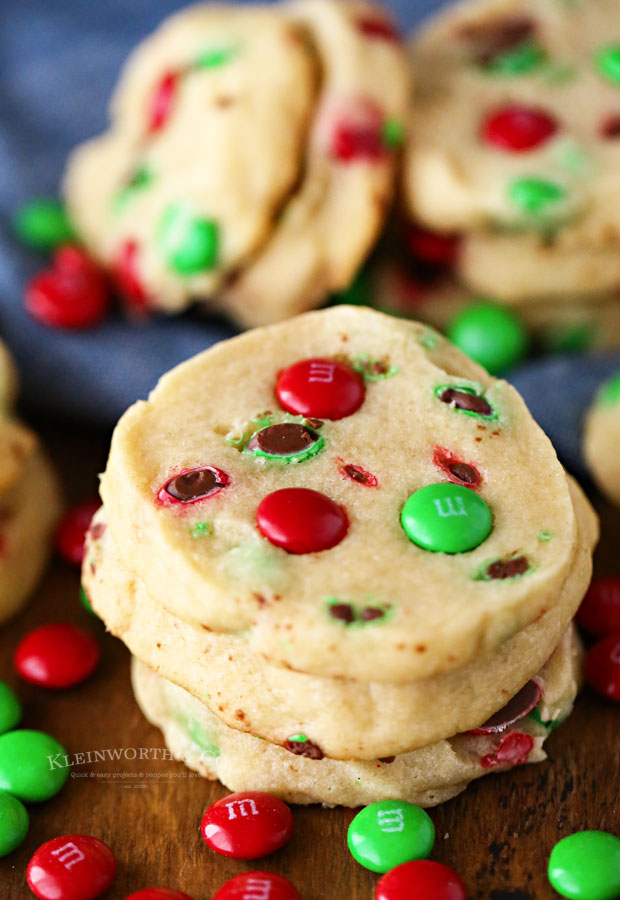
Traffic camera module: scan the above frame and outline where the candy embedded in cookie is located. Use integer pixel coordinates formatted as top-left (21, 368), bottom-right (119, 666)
top-left (276, 358), bottom-right (365, 420)
top-left (435, 384), bottom-right (496, 419)
top-left (245, 422), bottom-right (324, 464)
top-left (159, 467), bottom-right (230, 505)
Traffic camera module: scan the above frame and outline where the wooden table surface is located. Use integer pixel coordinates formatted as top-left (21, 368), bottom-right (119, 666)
top-left (1, 423), bottom-right (619, 900)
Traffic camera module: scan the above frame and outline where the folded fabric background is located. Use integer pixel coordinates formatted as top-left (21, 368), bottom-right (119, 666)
top-left (0, 0), bottom-right (617, 478)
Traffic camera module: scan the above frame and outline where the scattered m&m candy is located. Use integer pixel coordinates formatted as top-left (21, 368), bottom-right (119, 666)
top-left (15, 623), bottom-right (100, 689)
top-left (0, 729), bottom-right (69, 801)
top-left (576, 577), bottom-right (620, 636)
top-left (56, 500), bottom-right (101, 566)
top-left (276, 358), bottom-right (365, 420)
top-left (548, 831), bottom-right (620, 900)
top-left (0, 680), bottom-right (22, 734)
top-left (27, 834), bottom-right (117, 900)
top-left (256, 488), bottom-right (349, 554)
top-left (212, 872), bottom-right (300, 900)
top-left (584, 634), bottom-right (620, 701)
top-left (0, 790), bottom-right (29, 857)
top-left (446, 302), bottom-right (528, 375)
top-left (348, 800), bottom-right (435, 873)
top-left (401, 483), bottom-right (492, 554)
top-left (201, 791), bottom-right (294, 859)
top-left (375, 860), bottom-right (467, 900)
top-left (13, 199), bottom-right (74, 252)
top-left (25, 246), bottom-right (110, 330)
top-left (124, 891), bottom-right (194, 900)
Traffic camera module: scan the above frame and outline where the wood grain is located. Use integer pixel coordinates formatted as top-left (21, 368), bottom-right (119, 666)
top-left (1, 424), bottom-right (619, 900)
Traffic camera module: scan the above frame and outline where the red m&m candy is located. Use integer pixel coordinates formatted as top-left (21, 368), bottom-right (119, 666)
top-left (276, 358), bottom-right (365, 419)
top-left (213, 872), bottom-right (300, 900)
top-left (482, 105), bottom-right (558, 152)
top-left (15, 624), bottom-right (100, 689)
top-left (56, 500), bottom-right (101, 566)
top-left (585, 634), bottom-right (620, 701)
top-left (27, 834), bottom-right (117, 900)
top-left (375, 860), bottom-right (467, 900)
top-left (201, 791), bottom-right (294, 859)
top-left (576, 577), bottom-right (620, 636)
top-left (149, 71), bottom-right (179, 133)
top-left (405, 226), bottom-right (461, 268)
top-left (124, 891), bottom-right (194, 900)
top-left (257, 488), bottom-right (348, 554)
top-left (114, 240), bottom-right (150, 312)
top-left (25, 246), bottom-right (110, 330)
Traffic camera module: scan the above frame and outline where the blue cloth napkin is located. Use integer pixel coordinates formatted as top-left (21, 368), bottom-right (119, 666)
top-left (0, 0), bottom-right (618, 479)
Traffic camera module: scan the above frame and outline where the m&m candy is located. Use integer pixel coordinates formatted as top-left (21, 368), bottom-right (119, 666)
top-left (276, 358), bottom-right (365, 420)
top-left (256, 488), bottom-right (349, 554)
top-left (0, 681), bottom-right (22, 734)
top-left (447, 302), bottom-right (528, 375)
top-left (56, 501), bottom-right (101, 566)
top-left (401, 483), bottom-right (492, 553)
top-left (0, 790), bottom-right (29, 857)
top-left (548, 831), bottom-right (620, 900)
top-left (158, 204), bottom-right (219, 275)
top-left (201, 791), bottom-right (294, 859)
top-left (212, 872), bottom-right (300, 900)
top-left (375, 860), bottom-right (467, 900)
top-left (25, 246), bottom-right (110, 330)
top-left (584, 635), bottom-right (620, 701)
top-left (576, 578), bottom-right (620, 636)
top-left (0, 730), bottom-right (69, 801)
top-left (13, 199), bottom-right (74, 252)
top-left (124, 891), bottom-right (194, 900)
top-left (482, 105), bottom-right (557, 153)
top-left (348, 800), bottom-right (435, 873)
top-left (27, 834), bottom-right (117, 900)
top-left (15, 624), bottom-right (101, 689)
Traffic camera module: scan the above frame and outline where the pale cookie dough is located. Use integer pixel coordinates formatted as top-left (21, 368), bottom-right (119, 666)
top-left (83, 480), bottom-right (595, 760)
top-left (405, 0), bottom-right (620, 246)
top-left (0, 450), bottom-right (61, 624)
top-left (584, 370), bottom-right (620, 508)
top-left (63, 4), bottom-right (316, 313)
top-left (219, 0), bottom-right (411, 327)
top-left (131, 624), bottom-right (582, 807)
top-left (100, 306), bottom-right (591, 684)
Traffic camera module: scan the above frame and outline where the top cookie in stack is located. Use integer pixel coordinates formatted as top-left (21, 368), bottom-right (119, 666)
top-left (64, 0), bottom-right (411, 327)
top-left (403, 0), bottom-right (620, 307)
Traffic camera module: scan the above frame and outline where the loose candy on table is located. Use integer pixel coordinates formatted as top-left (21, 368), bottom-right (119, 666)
top-left (212, 872), bottom-right (300, 900)
top-left (15, 623), bottom-right (101, 689)
top-left (124, 891), bottom-right (194, 900)
top-left (0, 729), bottom-right (69, 801)
top-left (13, 199), bottom-right (75, 252)
top-left (0, 790), bottom-right (29, 857)
top-left (276, 358), bottom-right (365, 420)
top-left (347, 800), bottom-right (435, 873)
top-left (548, 831), bottom-right (620, 900)
top-left (27, 834), bottom-right (117, 900)
top-left (584, 634), bottom-right (620, 701)
top-left (401, 483), bottom-right (492, 554)
top-left (375, 860), bottom-right (467, 900)
top-left (25, 246), bottom-right (110, 330)
top-left (201, 791), bottom-right (294, 859)
top-left (576, 578), bottom-right (620, 636)
top-left (0, 681), bottom-right (22, 734)
top-left (446, 302), bottom-right (528, 375)
top-left (256, 488), bottom-right (349, 554)
top-left (56, 500), bottom-right (101, 566)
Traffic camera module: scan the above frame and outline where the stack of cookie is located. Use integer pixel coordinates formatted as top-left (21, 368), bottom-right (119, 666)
top-left (64, 0), bottom-right (410, 329)
top-left (83, 306), bottom-right (598, 807)
top-left (395, 0), bottom-right (620, 352)
top-left (0, 341), bottom-right (60, 625)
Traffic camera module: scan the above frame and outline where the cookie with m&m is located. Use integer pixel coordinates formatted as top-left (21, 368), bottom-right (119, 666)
top-left (584, 369), bottom-right (620, 508)
top-left (404, 0), bottom-right (620, 248)
top-left (98, 305), bottom-right (593, 684)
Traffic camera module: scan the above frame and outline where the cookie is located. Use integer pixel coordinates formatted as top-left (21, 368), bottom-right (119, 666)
top-left (130, 623), bottom-right (581, 807)
top-left (99, 306), bottom-right (591, 684)
top-left (584, 370), bottom-right (620, 508)
top-left (83, 479), bottom-right (594, 760)
top-left (63, 4), bottom-right (316, 313)
top-left (404, 0), bottom-right (620, 247)
top-left (218, 0), bottom-right (411, 328)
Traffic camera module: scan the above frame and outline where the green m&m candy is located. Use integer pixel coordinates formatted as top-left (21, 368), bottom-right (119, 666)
top-left (347, 800), bottom-right (435, 873)
top-left (508, 176), bottom-right (566, 216)
top-left (13, 199), bottom-right (74, 252)
top-left (0, 682), bottom-right (21, 735)
top-left (79, 585), bottom-right (97, 617)
top-left (548, 831), bottom-right (620, 900)
top-left (595, 45), bottom-right (620, 85)
top-left (597, 370), bottom-right (620, 407)
top-left (447, 301), bottom-right (528, 374)
top-left (401, 483), bottom-right (492, 554)
top-left (0, 730), bottom-right (70, 802)
top-left (485, 40), bottom-right (546, 76)
top-left (159, 204), bottom-right (219, 275)
top-left (0, 791), bottom-right (29, 857)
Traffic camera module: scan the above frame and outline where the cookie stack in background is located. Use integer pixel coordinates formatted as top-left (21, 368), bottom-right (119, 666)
top-left (390, 0), bottom-right (620, 353)
top-left (0, 341), bottom-right (60, 625)
top-left (63, 0), bottom-right (411, 329)
top-left (83, 306), bottom-right (598, 807)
